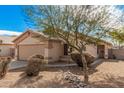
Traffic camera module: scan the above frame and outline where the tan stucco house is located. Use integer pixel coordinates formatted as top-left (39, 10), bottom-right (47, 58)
top-left (0, 36), bottom-right (16, 57)
top-left (12, 30), bottom-right (112, 62)
top-left (13, 30), bottom-right (64, 62)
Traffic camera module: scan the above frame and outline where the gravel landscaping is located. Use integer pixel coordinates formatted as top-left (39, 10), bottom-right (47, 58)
top-left (0, 59), bottom-right (124, 88)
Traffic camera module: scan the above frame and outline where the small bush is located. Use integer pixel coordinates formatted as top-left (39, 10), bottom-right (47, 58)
top-left (0, 57), bottom-right (11, 79)
top-left (26, 54), bottom-right (44, 76)
top-left (85, 53), bottom-right (95, 66)
top-left (71, 52), bottom-right (95, 67)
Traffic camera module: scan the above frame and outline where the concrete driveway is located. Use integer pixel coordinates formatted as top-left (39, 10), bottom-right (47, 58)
top-left (8, 59), bottom-right (103, 70)
top-left (8, 60), bottom-right (28, 70)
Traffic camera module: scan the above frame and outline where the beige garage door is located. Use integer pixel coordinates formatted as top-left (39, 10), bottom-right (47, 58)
top-left (18, 45), bottom-right (45, 60)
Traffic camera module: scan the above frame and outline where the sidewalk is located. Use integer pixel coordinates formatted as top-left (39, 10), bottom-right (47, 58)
top-left (8, 60), bottom-right (77, 70)
top-left (8, 61), bottom-right (27, 70)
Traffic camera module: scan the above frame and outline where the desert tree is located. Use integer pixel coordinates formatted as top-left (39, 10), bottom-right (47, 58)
top-left (23, 5), bottom-right (123, 83)
top-left (109, 28), bottom-right (124, 48)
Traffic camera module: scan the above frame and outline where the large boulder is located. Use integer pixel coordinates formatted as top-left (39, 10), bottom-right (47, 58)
top-left (71, 52), bottom-right (95, 67)
top-left (26, 54), bottom-right (44, 76)
top-left (0, 57), bottom-right (11, 79)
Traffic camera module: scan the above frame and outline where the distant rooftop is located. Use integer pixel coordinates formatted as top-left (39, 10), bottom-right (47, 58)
top-left (0, 36), bottom-right (17, 44)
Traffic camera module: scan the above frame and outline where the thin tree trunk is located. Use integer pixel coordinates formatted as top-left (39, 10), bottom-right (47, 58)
top-left (81, 53), bottom-right (89, 84)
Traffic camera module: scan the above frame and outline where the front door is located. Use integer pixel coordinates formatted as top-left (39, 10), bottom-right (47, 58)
top-left (64, 44), bottom-right (68, 55)
top-left (97, 45), bottom-right (105, 58)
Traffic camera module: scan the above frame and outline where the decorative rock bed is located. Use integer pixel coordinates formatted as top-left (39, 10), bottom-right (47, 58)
top-left (63, 71), bottom-right (92, 88)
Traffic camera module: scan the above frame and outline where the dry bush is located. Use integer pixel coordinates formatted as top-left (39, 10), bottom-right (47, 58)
top-left (0, 57), bottom-right (11, 79)
top-left (26, 54), bottom-right (44, 76)
top-left (71, 53), bottom-right (95, 67)
top-left (85, 53), bottom-right (95, 66)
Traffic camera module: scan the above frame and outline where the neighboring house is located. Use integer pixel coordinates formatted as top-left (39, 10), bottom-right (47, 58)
top-left (0, 36), bottom-right (16, 57)
top-left (13, 30), bottom-right (112, 62)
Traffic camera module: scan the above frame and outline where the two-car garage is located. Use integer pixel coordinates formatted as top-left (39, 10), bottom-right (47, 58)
top-left (18, 44), bottom-right (45, 60)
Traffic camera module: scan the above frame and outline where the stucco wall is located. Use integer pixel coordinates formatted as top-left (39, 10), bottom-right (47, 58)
top-left (17, 36), bottom-right (64, 61)
top-left (19, 36), bottom-right (42, 45)
top-left (47, 41), bottom-right (64, 62)
top-left (16, 34), bottom-right (111, 61)
top-left (104, 45), bottom-right (109, 58)
top-left (85, 45), bottom-right (97, 57)
top-left (0, 45), bottom-right (14, 56)
top-left (109, 49), bottom-right (124, 60)
top-left (85, 44), bottom-right (111, 58)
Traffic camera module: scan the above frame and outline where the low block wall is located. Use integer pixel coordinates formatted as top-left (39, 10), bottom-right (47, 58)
top-left (108, 49), bottom-right (124, 60)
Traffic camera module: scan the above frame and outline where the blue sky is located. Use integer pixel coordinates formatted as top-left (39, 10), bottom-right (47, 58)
top-left (117, 5), bottom-right (124, 10)
top-left (0, 5), bottom-right (27, 35)
top-left (0, 5), bottom-right (123, 36)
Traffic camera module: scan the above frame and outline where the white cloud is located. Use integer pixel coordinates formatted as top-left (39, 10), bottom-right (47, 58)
top-left (0, 30), bottom-right (22, 36)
